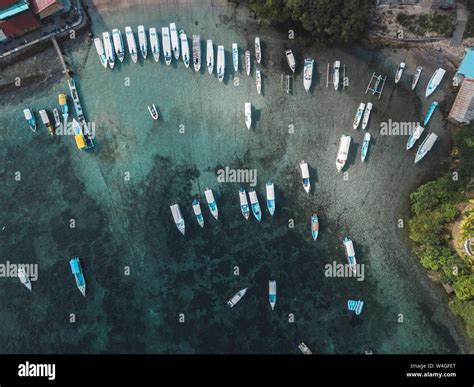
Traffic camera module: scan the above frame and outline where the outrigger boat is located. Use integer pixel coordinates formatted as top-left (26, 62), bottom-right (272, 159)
top-left (161, 27), bottom-right (172, 65)
top-left (39, 109), bottom-right (54, 135)
top-left (406, 125), bottom-right (424, 150)
top-left (303, 58), bottom-right (313, 92)
top-left (239, 187), bottom-right (250, 220)
top-left (206, 40), bottom-right (214, 74)
top-left (343, 237), bottom-right (357, 274)
top-left (180, 30), bottom-right (190, 68)
top-left (266, 181), bottom-right (275, 216)
top-left (415, 132), bottom-right (438, 163)
top-left (256, 68), bottom-right (262, 94)
top-left (245, 102), bottom-right (252, 130)
top-left (125, 26), bottom-right (138, 63)
top-left (232, 43), bottom-right (238, 72)
top-left (148, 104), bottom-right (159, 120)
top-left (23, 108), bottom-right (36, 132)
top-left (353, 103), bottom-right (366, 130)
top-left (18, 267), bottom-right (32, 291)
top-left (205, 188), bottom-right (218, 220)
top-left (217, 45), bottom-right (225, 81)
top-left (112, 28), bottom-right (125, 62)
top-left (170, 22), bottom-right (180, 60)
top-left (102, 31), bottom-right (115, 69)
top-left (423, 101), bottom-right (438, 126)
top-left (192, 35), bottom-right (201, 72)
top-left (149, 27), bottom-right (160, 62)
top-left (336, 135), bottom-right (351, 172)
top-left (53, 108), bottom-right (61, 129)
top-left (59, 93), bottom-right (68, 122)
top-left (249, 189), bottom-right (262, 222)
top-left (285, 49), bottom-right (296, 73)
top-left (192, 198), bottom-right (205, 228)
top-left (361, 102), bottom-right (372, 130)
top-left (361, 132), bottom-right (371, 162)
top-left (425, 68), bottom-right (446, 97)
top-left (269, 280), bottom-right (277, 310)
top-left (255, 37), bottom-right (261, 64)
top-left (298, 342), bottom-right (312, 355)
top-left (69, 256), bottom-right (86, 296)
top-left (227, 288), bottom-right (247, 308)
top-left (300, 161), bottom-right (311, 193)
top-left (245, 50), bottom-right (251, 76)
top-left (93, 37), bottom-right (108, 68)
top-left (170, 204), bottom-right (185, 235)
top-left (138, 25), bottom-right (148, 59)
top-left (412, 66), bottom-right (422, 90)
top-left (394, 62), bottom-right (405, 84)
top-left (333, 60), bottom-right (341, 90)
top-left (311, 214), bottom-right (319, 240)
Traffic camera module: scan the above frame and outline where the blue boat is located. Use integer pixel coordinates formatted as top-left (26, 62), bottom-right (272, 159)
top-left (239, 187), bottom-right (250, 220)
top-left (311, 214), bottom-right (319, 240)
top-left (347, 299), bottom-right (364, 315)
top-left (266, 181), bottom-right (275, 216)
top-left (423, 101), bottom-right (438, 126)
top-left (23, 108), bottom-right (36, 132)
top-left (69, 257), bottom-right (86, 296)
top-left (361, 132), bottom-right (371, 162)
top-left (269, 280), bottom-right (276, 310)
top-left (343, 237), bottom-right (357, 273)
top-left (249, 189), bottom-right (262, 222)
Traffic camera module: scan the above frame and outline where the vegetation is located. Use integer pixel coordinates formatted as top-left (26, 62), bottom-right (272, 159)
top-left (248, 0), bottom-right (374, 44)
top-left (461, 0), bottom-right (474, 38)
top-left (396, 12), bottom-right (455, 37)
top-left (408, 124), bottom-right (474, 338)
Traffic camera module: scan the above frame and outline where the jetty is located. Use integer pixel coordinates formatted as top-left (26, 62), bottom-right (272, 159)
top-left (51, 36), bottom-right (71, 76)
top-left (365, 73), bottom-right (386, 99)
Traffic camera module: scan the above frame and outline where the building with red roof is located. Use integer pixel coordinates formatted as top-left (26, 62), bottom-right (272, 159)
top-left (30, 0), bottom-right (63, 19)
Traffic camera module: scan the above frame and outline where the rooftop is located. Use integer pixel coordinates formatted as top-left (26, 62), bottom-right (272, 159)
top-left (449, 77), bottom-right (474, 124)
top-left (0, 0), bottom-right (29, 20)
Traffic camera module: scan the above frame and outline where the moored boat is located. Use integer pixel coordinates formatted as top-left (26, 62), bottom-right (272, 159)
top-left (285, 49), bottom-right (296, 73)
top-left (311, 214), bottom-right (319, 240)
top-left (298, 342), bottom-right (312, 355)
top-left (217, 45), bottom-right (225, 81)
top-left (206, 40), bottom-right (214, 74)
top-left (269, 280), bottom-right (276, 310)
top-left (353, 102), bottom-right (366, 130)
top-left (180, 30), bottom-right (190, 68)
top-left (394, 62), bottom-right (405, 84)
top-left (161, 27), bottom-right (172, 65)
top-left (93, 37), bottom-right (108, 68)
top-left (336, 135), bottom-right (351, 172)
top-left (245, 102), bottom-right (252, 130)
top-left (256, 68), bottom-right (261, 94)
top-left (192, 198), bottom-right (205, 228)
top-left (204, 188), bottom-right (218, 220)
top-left (300, 161), bottom-right (311, 193)
top-left (412, 66), bottom-right (422, 90)
top-left (361, 102), bottom-right (372, 130)
top-left (72, 119), bottom-right (94, 151)
top-left (148, 104), bottom-right (159, 120)
top-left (138, 25), bottom-right (148, 59)
top-left (58, 93), bottom-right (68, 122)
top-left (406, 125), bottom-right (424, 150)
top-left (249, 189), bottom-right (262, 222)
top-left (69, 256), bottom-right (86, 296)
top-left (334, 60), bottom-right (341, 90)
top-left (255, 37), bottom-right (261, 64)
top-left (125, 26), bottom-right (138, 63)
top-left (415, 132), bottom-right (438, 164)
top-left (232, 43), bottom-right (238, 72)
top-left (112, 28), bottom-right (125, 62)
top-left (343, 237), bottom-right (357, 274)
top-left (425, 68), bottom-right (446, 97)
top-left (245, 50), bottom-right (251, 76)
top-left (192, 35), bottom-right (201, 72)
top-left (23, 108), bottom-right (36, 132)
top-left (170, 203), bottom-right (185, 235)
top-left (266, 181), bottom-right (275, 216)
top-left (39, 109), bottom-right (54, 135)
top-left (361, 132), bottom-right (371, 162)
top-left (102, 31), bottom-right (115, 69)
top-left (239, 187), bottom-right (250, 220)
top-left (227, 288), bottom-right (247, 308)
top-left (53, 108), bottom-right (61, 129)
top-left (149, 27), bottom-right (160, 62)
top-left (423, 101), bottom-right (438, 126)
top-left (303, 58), bottom-right (313, 92)
top-left (170, 22), bottom-right (180, 60)
top-left (18, 267), bottom-right (32, 291)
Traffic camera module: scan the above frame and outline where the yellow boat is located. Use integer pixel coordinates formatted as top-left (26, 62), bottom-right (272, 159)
top-left (58, 93), bottom-right (69, 121)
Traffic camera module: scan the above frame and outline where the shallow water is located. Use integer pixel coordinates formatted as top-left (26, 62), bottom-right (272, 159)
top-left (0, 1), bottom-right (467, 353)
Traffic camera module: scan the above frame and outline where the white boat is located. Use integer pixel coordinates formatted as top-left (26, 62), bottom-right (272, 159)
top-left (406, 125), bottom-right (424, 150)
top-left (415, 132), bottom-right (438, 163)
top-left (149, 27), bottom-right (160, 62)
top-left (148, 104), bottom-right (159, 120)
top-left (227, 288), bottom-right (247, 308)
top-left (112, 28), bottom-right (125, 62)
top-left (412, 66), bottom-right (422, 90)
top-left (125, 26), bottom-right (138, 63)
top-left (245, 102), bottom-right (252, 130)
top-left (93, 37), bottom-right (108, 68)
top-left (334, 60), bottom-right (340, 90)
top-left (161, 27), bottom-right (172, 65)
top-left (192, 198), bottom-right (204, 228)
top-left (192, 35), bottom-right (201, 72)
top-left (303, 58), bottom-right (313, 92)
top-left (170, 22), bottom-right (180, 60)
top-left (138, 25), bottom-right (148, 59)
top-left (206, 40), bottom-right (214, 74)
top-left (269, 280), bottom-right (276, 310)
top-left (361, 132), bottom-right (371, 162)
top-left (232, 43), bottom-right (238, 72)
top-left (336, 135), bottom-right (351, 172)
top-left (425, 68), bottom-right (446, 97)
top-left (204, 188), bottom-right (218, 220)
top-left (300, 161), bottom-right (310, 193)
top-left (23, 108), bottom-right (36, 132)
top-left (180, 30), bottom-right (190, 68)
top-left (256, 68), bottom-right (261, 94)
top-left (39, 109), bottom-right (54, 136)
top-left (217, 45), bottom-right (225, 81)
top-left (170, 204), bottom-right (185, 235)
top-left (53, 108), bottom-right (61, 129)
top-left (298, 342), bottom-right (312, 355)
top-left (249, 189), bottom-right (262, 222)
top-left (255, 37), bottom-right (261, 64)
top-left (18, 267), bottom-right (32, 291)
top-left (361, 102), bottom-right (372, 130)
top-left (394, 62), bottom-right (405, 84)
top-left (343, 237), bottom-right (357, 274)
top-left (266, 181), bottom-right (275, 216)
top-left (245, 50), bottom-right (251, 76)
top-left (353, 102), bottom-right (366, 130)
top-left (102, 31), bottom-right (115, 69)
top-left (285, 49), bottom-right (296, 73)
top-left (239, 187), bottom-right (250, 220)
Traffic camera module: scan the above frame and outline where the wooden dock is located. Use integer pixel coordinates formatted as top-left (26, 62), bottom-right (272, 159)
top-left (51, 35), bottom-right (71, 76)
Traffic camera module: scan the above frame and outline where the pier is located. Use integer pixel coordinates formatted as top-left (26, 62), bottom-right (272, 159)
top-left (51, 36), bottom-right (71, 77)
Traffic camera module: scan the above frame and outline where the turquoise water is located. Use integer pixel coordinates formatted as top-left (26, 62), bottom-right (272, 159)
top-left (0, 1), bottom-right (468, 353)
